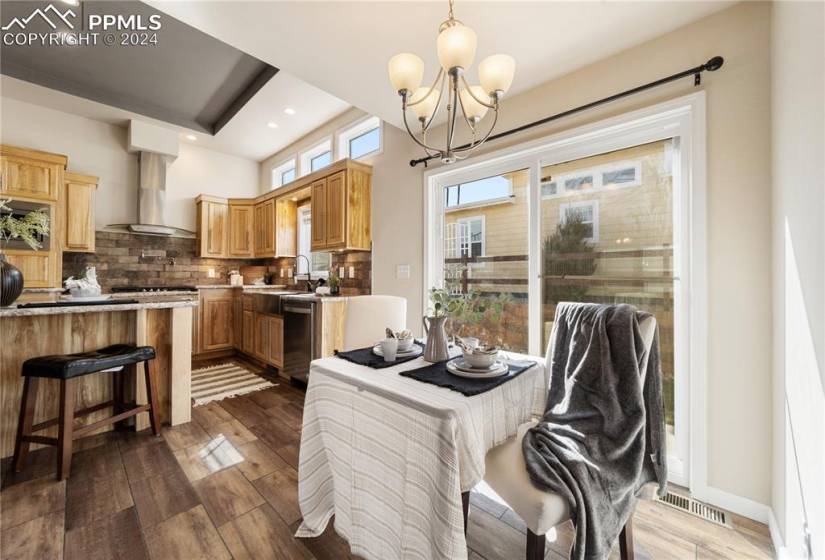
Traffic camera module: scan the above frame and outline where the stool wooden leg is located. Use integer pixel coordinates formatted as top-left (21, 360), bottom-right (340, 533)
top-left (144, 359), bottom-right (161, 436)
top-left (112, 369), bottom-right (124, 430)
top-left (526, 529), bottom-right (545, 560)
top-left (57, 378), bottom-right (76, 480)
top-left (619, 518), bottom-right (635, 560)
top-left (12, 377), bottom-right (39, 473)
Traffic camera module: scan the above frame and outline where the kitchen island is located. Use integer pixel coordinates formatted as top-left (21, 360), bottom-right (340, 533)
top-left (0, 294), bottom-right (197, 459)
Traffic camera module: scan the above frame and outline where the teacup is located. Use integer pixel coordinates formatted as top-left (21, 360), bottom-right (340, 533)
top-left (380, 338), bottom-right (399, 362)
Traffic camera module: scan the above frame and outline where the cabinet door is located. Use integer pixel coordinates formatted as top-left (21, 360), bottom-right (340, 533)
top-left (229, 204), bottom-right (253, 257)
top-left (254, 200), bottom-right (276, 257)
top-left (202, 293), bottom-right (234, 351)
top-left (242, 310), bottom-right (254, 355)
top-left (275, 198), bottom-right (297, 257)
top-left (325, 171), bottom-right (347, 247)
top-left (64, 181), bottom-right (95, 252)
top-left (268, 315), bottom-right (284, 368)
top-left (233, 295), bottom-right (243, 349)
top-left (310, 178), bottom-right (327, 250)
top-left (0, 156), bottom-right (61, 201)
top-left (254, 312), bottom-right (271, 361)
top-left (3, 251), bottom-right (54, 288)
top-left (206, 202), bottom-right (228, 257)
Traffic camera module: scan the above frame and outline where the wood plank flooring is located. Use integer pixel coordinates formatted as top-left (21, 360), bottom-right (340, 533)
top-left (1, 357), bottom-right (774, 560)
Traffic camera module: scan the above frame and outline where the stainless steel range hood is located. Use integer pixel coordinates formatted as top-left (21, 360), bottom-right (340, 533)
top-left (129, 151), bottom-right (177, 236)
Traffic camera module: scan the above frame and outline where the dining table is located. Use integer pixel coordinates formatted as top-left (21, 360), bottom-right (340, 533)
top-left (295, 346), bottom-right (549, 560)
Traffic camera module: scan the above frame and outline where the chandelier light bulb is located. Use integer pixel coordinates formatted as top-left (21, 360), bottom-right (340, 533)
top-left (410, 87), bottom-right (441, 121)
top-left (479, 54), bottom-right (515, 96)
top-left (436, 24), bottom-right (477, 71)
top-left (388, 53), bottom-right (424, 93)
top-left (459, 85), bottom-right (490, 120)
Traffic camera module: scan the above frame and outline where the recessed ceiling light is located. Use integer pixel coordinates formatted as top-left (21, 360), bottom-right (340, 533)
top-left (283, 107), bottom-right (296, 115)
top-left (185, 134), bottom-right (197, 141)
top-left (267, 122), bottom-right (279, 129)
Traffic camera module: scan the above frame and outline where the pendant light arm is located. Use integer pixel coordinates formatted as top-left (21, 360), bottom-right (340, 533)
top-left (453, 104), bottom-right (499, 154)
top-left (421, 74), bottom-right (448, 132)
top-left (459, 75), bottom-right (497, 109)
top-left (445, 72), bottom-right (460, 157)
top-left (406, 69), bottom-right (445, 108)
top-left (401, 100), bottom-right (444, 155)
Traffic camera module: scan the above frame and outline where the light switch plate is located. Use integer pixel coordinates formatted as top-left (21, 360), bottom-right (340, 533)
top-left (396, 264), bottom-right (411, 279)
top-left (207, 268), bottom-right (216, 278)
top-left (339, 266), bottom-right (345, 278)
top-left (288, 267), bottom-right (293, 278)
top-left (280, 269), bottom-right (285, 278)
top-left (348, 266), bottom-right (355, 278)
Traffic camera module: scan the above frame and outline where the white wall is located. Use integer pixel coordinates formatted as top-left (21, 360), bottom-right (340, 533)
top-left (771, 2), bottom-right (825, 556)
top-left (0, 98), bottom-right (259, 232)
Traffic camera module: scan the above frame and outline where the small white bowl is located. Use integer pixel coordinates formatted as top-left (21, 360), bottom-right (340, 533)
top-left (462, 349), bottom-right (498, 369)
top-left (397, 338), bottom-right (414, 352)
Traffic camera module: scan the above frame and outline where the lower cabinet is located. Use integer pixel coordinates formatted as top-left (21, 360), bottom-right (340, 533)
top-left (242, 310), bottom-right (254, 355)
top-left (201, 289), bottom-right (234, 351)
top-left (267, 315), bottom-right (283, 368)
top-left (254, 312), bottom-right (270, 362)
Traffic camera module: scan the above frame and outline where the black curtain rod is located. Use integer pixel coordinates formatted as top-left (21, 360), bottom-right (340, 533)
top-left (409, 55), bottom-right (724, 167)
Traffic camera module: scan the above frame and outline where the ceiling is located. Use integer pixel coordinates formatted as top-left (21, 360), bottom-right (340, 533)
top-left (145, 1), bottom-right (735, 130)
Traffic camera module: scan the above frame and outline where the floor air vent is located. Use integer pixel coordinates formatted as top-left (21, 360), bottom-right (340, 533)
top-left (654, 492), bottom-right (731, 528)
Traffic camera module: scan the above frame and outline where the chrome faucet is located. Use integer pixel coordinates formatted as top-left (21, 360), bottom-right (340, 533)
top-left (295, 255), bottom-right (318, 293)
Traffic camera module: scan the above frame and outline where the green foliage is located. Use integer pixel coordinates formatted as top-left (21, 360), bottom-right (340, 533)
top-left (428, 287), bottom-right (517, 347)
top-left (543, 214), bottom-right (596, 303)
top-left (0, 199), bottom-right (50, 252)
top-left (328, 269), bottom-right (341, 289)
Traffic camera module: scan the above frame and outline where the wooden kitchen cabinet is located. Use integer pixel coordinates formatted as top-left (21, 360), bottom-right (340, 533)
top-left (201, 289), bottom-right (235, 351)
top-left (0, 145), bottom-right (66, 202)
top-left (253, 312), bottom-right (271, 362)
top-left (310, 164), bottom-right (372, 252)
top-left (268, 315), bottom-right (284, 368)
top-left (242, 309), bottom-right (254, 355)
top-left (196, 196), bottom-right (228, 258)
top-left (275, 197), bottom-right (297, 257)
top-left (228, 200), bottom-right (254, 258)
top-left (63, 172), bottom-right (98, 253)
top-left (254, 198), bottom-right (276, 257)
top-left (233, 293), bottom-right (243, 349)
top-left (3, 250), bottom-right (57, 288)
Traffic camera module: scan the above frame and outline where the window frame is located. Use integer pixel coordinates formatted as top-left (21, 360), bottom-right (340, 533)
top-left (299, 138), bottom-right (333, 176)
top-left (559, 199), bottom-right (600, 243)
top-left (296, 205), bottom-right (330, 279)
top-left (270, 158), bottom-right (297, 189)
top-left (337, 116), bottom-right (382, 160)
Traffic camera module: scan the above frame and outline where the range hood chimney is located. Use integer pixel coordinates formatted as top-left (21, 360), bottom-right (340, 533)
top-left (130, 151), bottom-right (177, 236)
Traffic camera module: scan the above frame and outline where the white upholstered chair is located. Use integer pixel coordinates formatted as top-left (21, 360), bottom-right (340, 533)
top-left (482, 315), bottom-right (657, 560)
top-left (342, 295), bottom-right (407, 351)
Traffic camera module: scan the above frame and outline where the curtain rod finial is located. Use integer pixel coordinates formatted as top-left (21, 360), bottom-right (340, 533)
top-left (705, 56), bottom-right (724, 72)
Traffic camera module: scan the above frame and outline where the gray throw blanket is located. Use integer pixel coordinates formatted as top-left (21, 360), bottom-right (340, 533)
top-left (522, 302), bottom-right (667, 560)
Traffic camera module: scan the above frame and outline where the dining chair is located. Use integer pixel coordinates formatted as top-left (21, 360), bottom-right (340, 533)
top-left (342, 295), bottom-right (407, 351)
top-left (481, 315), bottom-right (658, 560)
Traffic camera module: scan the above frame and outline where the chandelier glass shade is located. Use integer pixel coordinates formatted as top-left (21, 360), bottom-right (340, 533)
top-left (387, 0), bottom-right (514, 164)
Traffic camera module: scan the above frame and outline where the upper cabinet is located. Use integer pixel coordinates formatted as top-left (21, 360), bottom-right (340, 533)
top-left (310, 164), bottom-right (371, 252)
top-left (194, 159), bottom-right (371, 260)
top-left (0, 145), bottom-right (66, 202)
top-left (228, 200), bottom-right (254, 258)
top-left (254, 198), bottom-right (276, 257)
top-left (63, 172), bottom-right (98, 253)
top-left (196, 196), bottom-right (228, 258)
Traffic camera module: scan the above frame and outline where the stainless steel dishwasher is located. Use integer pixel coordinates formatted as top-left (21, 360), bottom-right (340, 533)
top-left (282, 298), bottom-right (315, 383)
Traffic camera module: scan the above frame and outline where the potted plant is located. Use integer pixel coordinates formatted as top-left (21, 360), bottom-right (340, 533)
top-left (328, 268), bottom-right (341, 295)
top-left (0, 199), bottom-right (50, 306)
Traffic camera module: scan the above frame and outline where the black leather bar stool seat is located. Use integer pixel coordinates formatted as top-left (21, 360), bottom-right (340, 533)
top-left (13, 344), bottom-right (161, 480)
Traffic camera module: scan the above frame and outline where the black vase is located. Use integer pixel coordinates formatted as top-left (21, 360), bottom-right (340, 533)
top-left (0, 254), bottom-right (24, 307)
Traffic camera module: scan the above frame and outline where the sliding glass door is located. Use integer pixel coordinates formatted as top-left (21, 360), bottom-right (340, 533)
top-left (426, 102), bottom-right (699, 487)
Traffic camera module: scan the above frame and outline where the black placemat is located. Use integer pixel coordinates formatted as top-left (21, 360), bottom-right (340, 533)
top-left (335, 341), bottom-right (425, 369)
top-left (399, 357), bottom-right (537, 396)
top-left (16, 299), bottom-right (139, 309)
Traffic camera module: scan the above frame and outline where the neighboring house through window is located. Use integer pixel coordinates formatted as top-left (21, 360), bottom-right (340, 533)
top-left (542, 160), bottom-right (641, 199)
top-left (560, 200), bottom-right (599, 243)
top-left (456, 215), bottom-right (485, 258)
top-left (297, 205), bottom-right (331, 277)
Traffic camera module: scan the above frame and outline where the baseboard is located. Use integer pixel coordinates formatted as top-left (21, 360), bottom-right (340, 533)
top-left (694, 484), bottom-right (771, 524)
top-left (768, 508), bottom-right (790, 559)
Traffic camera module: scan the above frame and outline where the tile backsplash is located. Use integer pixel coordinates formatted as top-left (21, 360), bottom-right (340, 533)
top-left (62, 231), bottom-right (371, 294)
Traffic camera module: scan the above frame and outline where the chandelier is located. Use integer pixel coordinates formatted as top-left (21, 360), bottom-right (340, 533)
top-left (388, 0), bottom-right (515, 164)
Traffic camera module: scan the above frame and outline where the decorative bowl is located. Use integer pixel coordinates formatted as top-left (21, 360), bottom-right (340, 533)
top-left (462, 347), bottom-right (499, 369)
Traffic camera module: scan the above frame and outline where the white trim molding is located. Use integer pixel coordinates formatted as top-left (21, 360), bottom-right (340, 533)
top-left (337, 115), bottom-right (382, 160)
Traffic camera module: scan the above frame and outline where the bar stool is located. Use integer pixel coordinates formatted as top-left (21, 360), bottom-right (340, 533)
top-left (12, 344), bottom-right (160, 480)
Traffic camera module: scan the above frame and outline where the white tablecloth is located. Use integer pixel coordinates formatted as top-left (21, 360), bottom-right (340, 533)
top-left (296, 351), bottom-right (548, 560)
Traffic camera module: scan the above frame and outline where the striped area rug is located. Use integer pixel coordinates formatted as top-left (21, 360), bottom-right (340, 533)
top-left (191, 362), bottom-right (277, 406)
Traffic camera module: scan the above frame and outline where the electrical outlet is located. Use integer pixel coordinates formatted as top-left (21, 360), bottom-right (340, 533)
top-left (396, 264), bottom-right (411, 279)
top-left (348, 266), bottom-right (355, 279)
top-left (280, 268), bottom-right (285, 278)
top-left (288, 267), bottom-right (293, 278)
top-left (207, 268), bottom-right (216, 278)
top-left (339, 266), bottom-right (345, 278)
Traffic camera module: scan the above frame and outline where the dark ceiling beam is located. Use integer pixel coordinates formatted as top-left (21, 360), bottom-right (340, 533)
top-left (212, 65), bottom-right (279, 135)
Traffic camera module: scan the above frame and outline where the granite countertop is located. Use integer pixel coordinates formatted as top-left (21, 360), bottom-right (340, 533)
top-left (0, 295), bottom-right (198, 317)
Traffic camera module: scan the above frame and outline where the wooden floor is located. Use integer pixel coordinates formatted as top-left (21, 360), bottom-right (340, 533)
top-left (1, 357), bottom-right (774, 560)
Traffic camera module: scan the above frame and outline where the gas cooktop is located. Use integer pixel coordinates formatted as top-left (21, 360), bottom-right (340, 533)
top-left (110, 286), bottom-right (198, 293)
